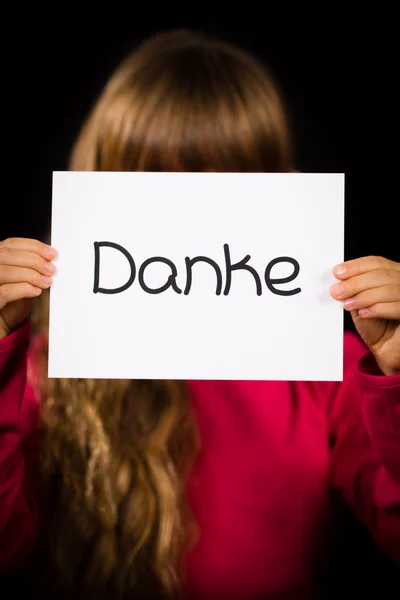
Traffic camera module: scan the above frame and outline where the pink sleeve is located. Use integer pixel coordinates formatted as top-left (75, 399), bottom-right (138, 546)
top-left (328, 332), bottom-right (400, 564)
top-left (0, 321), bottom-right (40, 573)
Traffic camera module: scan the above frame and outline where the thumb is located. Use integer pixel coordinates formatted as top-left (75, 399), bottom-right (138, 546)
top-left (0, 297), bottom-right (35, 336)
top-left (350, 309), bottom-right (386, 349)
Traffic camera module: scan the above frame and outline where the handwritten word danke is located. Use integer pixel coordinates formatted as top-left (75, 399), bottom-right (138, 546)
top-left (93, 242), bottom-right (301, 297)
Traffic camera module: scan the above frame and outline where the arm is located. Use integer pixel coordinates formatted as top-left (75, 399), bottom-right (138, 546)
top-left (0, 321), bottom-right (40, 573)
top-left (328, 332), bottom-right (400, 563)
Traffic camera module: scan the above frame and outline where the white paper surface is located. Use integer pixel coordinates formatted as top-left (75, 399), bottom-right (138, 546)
top-left (48, 172), bottom-right (344, 381)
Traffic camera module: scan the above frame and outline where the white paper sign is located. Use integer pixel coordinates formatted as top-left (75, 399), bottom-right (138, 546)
top-left (48, 172), bottom-right (344, 381)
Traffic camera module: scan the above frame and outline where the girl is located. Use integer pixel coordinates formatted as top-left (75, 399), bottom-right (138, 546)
top-left (0, 29), bottom-right (399, 600)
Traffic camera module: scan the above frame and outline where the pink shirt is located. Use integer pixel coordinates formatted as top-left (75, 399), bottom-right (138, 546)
top-left (0, 321), bottom-right (399, 598)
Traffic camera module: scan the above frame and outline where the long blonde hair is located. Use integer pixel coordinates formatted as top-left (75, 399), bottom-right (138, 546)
top-left (33, 29), bottom-right (294, 599)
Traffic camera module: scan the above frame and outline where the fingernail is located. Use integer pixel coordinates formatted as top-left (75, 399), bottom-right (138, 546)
top-left (33, 287), bottom-right (43, 296)
top-left (343, 298), bottom-right (355, 308)
top-left (44, 262), bottom-right (56, 275)
top-left (331, 284), bottom-right (345, 298)
top-left (333, 264), bottom-right (346, 276)
top-left (358, 308), bottom-right (369, 316)
top-left (44, 246), bottom-right (57, 259)
top-left (41, 276), bottom-right (52, 286)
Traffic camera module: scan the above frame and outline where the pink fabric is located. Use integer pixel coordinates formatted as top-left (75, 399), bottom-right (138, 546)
top-left (0, 321), bottom-right (399, 598)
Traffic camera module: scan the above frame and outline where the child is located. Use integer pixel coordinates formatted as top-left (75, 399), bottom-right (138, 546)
top-left (0, 29), bottom-right (399, 600)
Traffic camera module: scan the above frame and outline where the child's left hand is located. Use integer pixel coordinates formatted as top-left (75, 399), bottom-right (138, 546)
top-left (330, 256), bottom-right (400, 376)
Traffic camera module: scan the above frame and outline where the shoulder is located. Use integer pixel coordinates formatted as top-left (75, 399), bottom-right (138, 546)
top-left (20, 331), bottom-right (47, 436)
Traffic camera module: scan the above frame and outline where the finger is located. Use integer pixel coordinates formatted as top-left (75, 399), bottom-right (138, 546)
top-left (0, 265), bottom-right (52, 288)
top-left (0, 238), bottom-right (57, 260)
top-left (330, 269), bottom-right (400, 301)
top-left (355, 302), bottom-right (400, 320)
top-left (333, 256), bottom-right (400, 280)
top-left (342, 284), bottom-right (400, 311)
top-left (0, 247), bottom-right (56, 276)
top-left (0, 283), bottom-right (42, 310)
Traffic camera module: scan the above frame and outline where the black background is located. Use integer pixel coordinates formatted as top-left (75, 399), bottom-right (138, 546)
top-left (1, 16), bottom-right (399, 593)
top-left (3, 19), bottom-right (398, 334)
top-left (2, 19), bottom-right (397, 259)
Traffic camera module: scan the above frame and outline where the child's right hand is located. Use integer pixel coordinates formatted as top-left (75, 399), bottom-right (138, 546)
top-left (0, 238), bottom-right (56, 339)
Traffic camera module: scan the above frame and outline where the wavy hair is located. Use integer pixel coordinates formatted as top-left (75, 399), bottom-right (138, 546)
top-left (31, 29), bottom-right (294, 598)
